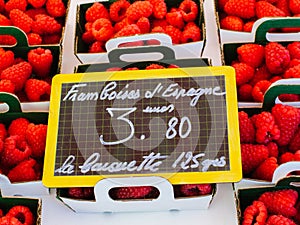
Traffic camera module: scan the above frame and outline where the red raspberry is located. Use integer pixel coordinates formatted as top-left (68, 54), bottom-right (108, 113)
top-left (179, 184), bottom-right (212, 197)
top-left (151, 25), bottom-right (165, 33)
top-left (151, 19), bottom-right (168, 28)
top-left (0, 135), bottom-right (31, 168)
top-left (0, 123), bottom-right (7, 141)
top-left (46, 0), bottom-right (66, 18)
top-left (27, 33), bottom-right (42, 45)
top-left (114, 17), bottom-right (133, 32)
top-left (32, 14), bottom-right (62, 35)
top-left (7, 158), bottom-right (41, 182)
top-left (0, 62), bottom-right (32, 92)
top-left (113, 186), bottom-right (153, 199)
top-left (283, 64), bottom-right (300, 78)
top-left (279, 151), bottom-right (296, 164)
top-left (0, 0), bottom-right (4, 13)
top-left (220, 15), bottom-right (244, 31)
top-left (252, 80), bottom-right (272, 102)
top-left (238, 111), bottom-right (255, 143)
top-left (165, 25), bottom-right (182, 44)
top-left (24, 79), bottom-right (51, 102)
top-left (106, 67), bottom-right (122, 71)
top-left (287, 42), bottom-right (300, 59)
top-left (6, 205), bottom-right (34, 225)
top-left (25, 8), bottom-right (47, 19)
top-left (238, 84), bottom-right (253, 101)
top-left (181, 22), bottom-right (201, 43)
top-left (151, 0), bottom-right (167, 19)
top-left (275, 0), bottom-right (291, 16)
top-left (5, 0), bottom-right (27, 12)
top-left (255, 1), bottom-right (286, 18)
top-left (136, 17), bottom-right (150, 33)
top-left (126, 1), bottom-right (153, 21)
top-left (272, 104), bottom-right (300, 146)
top-left (9, 9), bottom-right (33, 34)
top-left (243, 21), bottom-right (255, 32)
top-left (242, 201), bottom-right (268, 225)
top-left (252, 157), bottom-right (278, 181)
top-left (25, 123), bottom-right (47, 158)
top-left (145, 64), bottom-right (165, 70)
top-left (82, 30), bottom-right (95, 45)
top-left (85, 2), bottom-right (109, 23)
top-left (88, 41), bottom-right (105, 53)
top-left (289, 0), bottom-right (300, 14)
top-left (114, 24), bottom-right (141, 38)
top-left (179, 0), bottom-right (198, 22)
top-left (241, 143), bottom-right (269, 175)
top-left (237, 44), bottom-right (265, 68)
top-left (166, 10), bottom-right (185, 29)
top-left (289, 127), bottom-right (300, 152)
top-left (265, 42), bottom-right (290, 74)
top-left (27, 47), bottom-right (53, 78)
top-left (288, 58), bottom-right (300, 68)
top-left (8, 118), bottom-right (30, 140)
top-left (67, 187), bottom-right (95, 200)
top-left (278, 93), bottom-right (300, 101)
top-left (266, 215), bottom-right (297, 225)
top-left (125, 67), bottom-right (139, 70)
top-left (266, 141), bottom-right (279, 158)
top-left (0, 216), bottom-right (23, 225)
top-left (28, 0), bottom-right (46, 8)
top-left (0, 48), bottom-right (14, 71)
top-left (0, 79), bottom-right (15, 94)
top-left (0, 35), bottom-right (16, 46)
top-left (42, 33), bottom-right (61, 44)
top-left (109, 0), bottom-right (130, 22)
top-left (232, 62), bottom-right (255, 86)
top-left (258, 189), bottom-right (298, 218)
top-left (224, 0), bottom-right (256, 19)
top-left (250, 66), bottom-right (272, 86)
top-left (0, 14), bottom-right (11, 26)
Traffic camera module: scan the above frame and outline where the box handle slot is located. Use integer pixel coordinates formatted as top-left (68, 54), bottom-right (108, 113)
top-left (0, 26), bottom-right (29, 48)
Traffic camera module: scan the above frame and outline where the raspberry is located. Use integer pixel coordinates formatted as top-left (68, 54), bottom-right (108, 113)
top-left (275, 0), bottom-right (291, 16)
top-left (0, 216), bottom-right (23, 225)
top-left (252, 157), bottom-right (278, 181)
top-left (109, 0), bottom-right (130, 22)
top-left (0, 62), bottom-right (32, 92)
top-left (28, 0), bottom-right (46, 8)
top-left (0, 48), bottom-right (14, 71)
top-left (151, 19), bottom-right (168, 28)
top-left (166, 10), bottom-right (185, 29)
top-left (224, 0), bottom-right (256, 19)
top-left (145, 64), bottom-right (165, 70)
top-left (151, 25), bottom-right (165, 33)
top-left (237, 44), bottom-right (265, 68)
top-left (266, 215), bottom-right (297, 225)
top-left (114, 17), bottom-right (133, 32)
top-left (279, 151), bottom-right (296, 164)
top-left (179, 0), bottom-right (198, 22)
top-left (8, 158), bottom-right (41, 183)
top-left (25, 123), bottom-right (47, 158)
top-left (165, 25), bottom-right (182, 44)
top-left (252, 80), bottom-right (272, 102)
top-left (289, 127), bottom-right (300, 152)
top-left (243, 21), bottom-right (255, 32)
top-left (181, 22), bottom-right (201, 43)
top-left (27, 33), bottom-right (43, 45)
top-left (287, 42), bottom-right (300, 59)
top-left (179, 184), bottom-right (212, 197)
top-left (82, 30), bottom-right (95, 45)
top-left (289, 0), bottom-right (300, 14)
top-left (0, 135), bottom-right (31, 168)
top-left (25, 8), bottom-right (47, 19)
top-left (232, 62), bottom-right (255, 86)
top-left (258, 189), bottom-right (298, 217)
top-left (136, 17), bottom-right (150, 33)
top-left (126, 1), bottom-right (153, 21)
top-left (8, 118), bottom-right (30, 140)
top-left (242, 201), bottom-right (268, 225)
top-left (85, 2), bottom-right (109, 23)
top-left (24, 79), bottom-right (51, 102)
top-left (46, 0), bottom-right (66, 18)
top-left (5, 0), bottom-right (27, 12)
top-left (241, 143), bottom-right (269, 175)
top-left (0, 123), bottom-right (6, 141)
top-left (88, 41), bottom-right (105, 53)
top-left (9, 9), bottom-right (33, 34)
top-left (67, 187), bottom-right (95, 200)
top-left (288, 58), bottom-right (300, 68)
top-left (220, 15), bottom-right (244, 31)
top-left (250, 66), bottom-right (272, 86)
top-left (0, 79), bottom-right (15, 94)
top-left (6, 205), bottom-right (34, 225)
top-left (238, 111), bottom-right (255, 143)
top-left (272, 104), bottom-right (300, 146)
top-left (27, 47), bottom-right (53, 78)
top-left (151, 0), bottom-right (167, 19)
top-left (114, 24), bottom-right (141, 38)
top-left (0, 35), bottom-right (16, 46)
top-left (265, 42), bottom-right (290, 74)
top-left (283, 64), bottom-right (300, 78)
top-left (42, 33), bottom-right (61, 44)
top-left (266, 141), bottom-right (279, 158)
top-left (112, 186), bottom-right (153, 199)
top-left (32, 14), bottom-right (62, 35)
top-left (0, 14), bottom-right (11, 26)
top-left (255, 1), bottom-right (286, 18)
top-left (238, 84), bottom-right (253, 101)
top-left (278, 93), bottom-right (300, 101)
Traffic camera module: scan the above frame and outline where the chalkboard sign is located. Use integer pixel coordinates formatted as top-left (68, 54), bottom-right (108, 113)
top-left (43, 66), bottom-right (242, 187)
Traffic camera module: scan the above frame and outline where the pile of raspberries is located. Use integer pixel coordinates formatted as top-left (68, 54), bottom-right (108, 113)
top-left (0, 205), bottom-right (35, 225)
top-left (80, 0), bottom-right (202, 53)
top-left (218, 0), bottom-right (300, 33)
top-left (0, 117), bottom-right (47, 183)
top-left (241, 189), bottom-right (300, 225)
top-left (0, 0), bottom-right (66, 45)
top-left (239, 103), bottom-right (300, 181)
top-left (231, 41), bottom-right (300, 102)
top-left (0, 47), bottom-right (53, 102)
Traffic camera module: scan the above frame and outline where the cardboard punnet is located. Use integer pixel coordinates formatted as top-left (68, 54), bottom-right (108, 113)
top-left (0, 93), bottom-right (49, 197)
top-left (236, 78), bottom-right (300, 189)
top-left (74, 0), bottom-right (205, 64)
top-left (0, 195), bottom-right (42, 225)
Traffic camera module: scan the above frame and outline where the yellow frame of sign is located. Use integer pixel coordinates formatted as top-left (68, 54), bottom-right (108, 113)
top-left (42, 66), bottom-right (242, 187)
